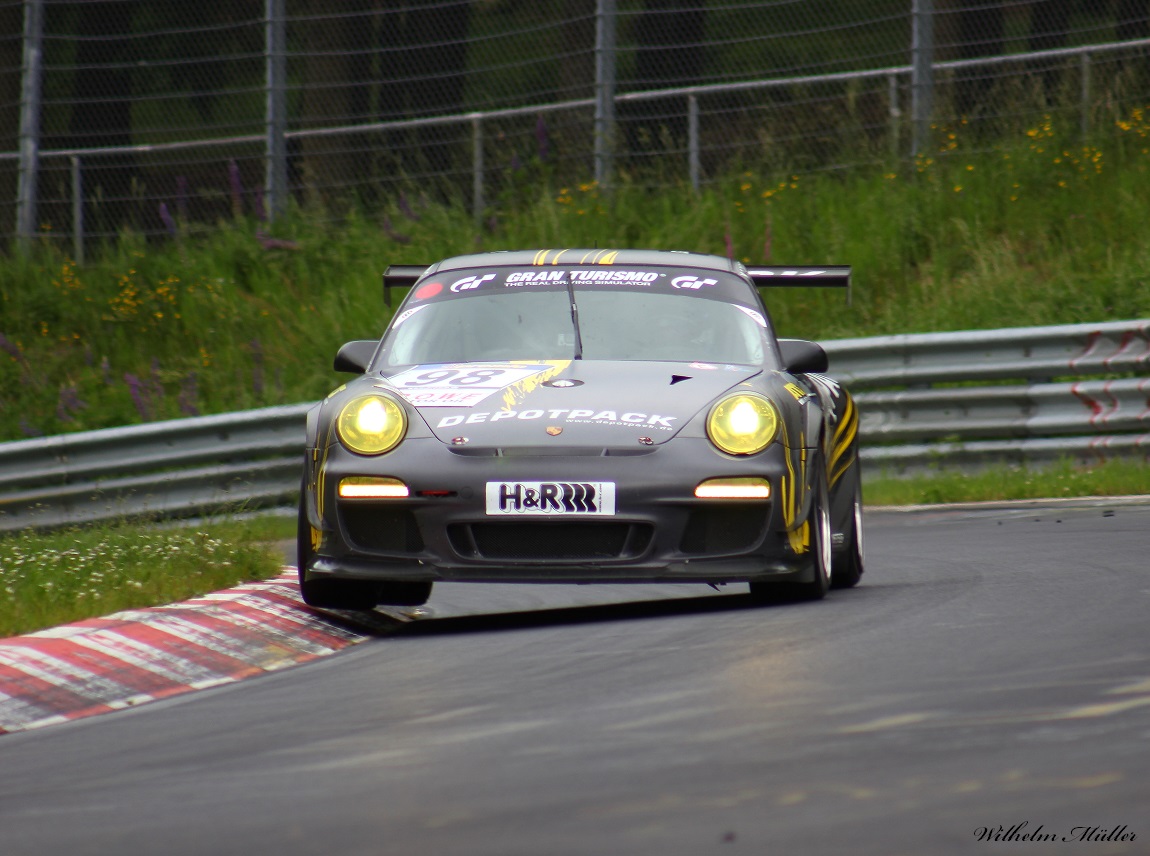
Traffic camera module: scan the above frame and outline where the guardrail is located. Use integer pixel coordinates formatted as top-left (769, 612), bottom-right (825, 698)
top-left (824, 319), bottom-right (1150, 473)
top-left (1, 319), bottom-right (1147, 531)
top-left (0, 405), bottom-right (310, 532)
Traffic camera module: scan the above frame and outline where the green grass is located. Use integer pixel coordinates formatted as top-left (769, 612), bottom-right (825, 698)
top-left (2, 109), bottom-right (1150, 635)
top-left (864, 458), bottom-right (1150, 507)
top-left (4, 109), bottom-right (1150, 440)
top-left (0, 514), bottom-right (292, 638)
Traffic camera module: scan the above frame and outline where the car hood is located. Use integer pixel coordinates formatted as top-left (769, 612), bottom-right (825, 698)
top-left (376, 360), bottom-right (762, 447)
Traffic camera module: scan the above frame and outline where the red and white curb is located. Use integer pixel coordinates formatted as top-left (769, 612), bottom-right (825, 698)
top-left (0, 569), bottom-right (400, 735)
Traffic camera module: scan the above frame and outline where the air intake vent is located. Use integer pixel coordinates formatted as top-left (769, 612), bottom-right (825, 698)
top-left (449, 522), bottom-right (652, 561)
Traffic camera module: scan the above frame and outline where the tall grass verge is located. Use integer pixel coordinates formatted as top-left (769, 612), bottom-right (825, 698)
top-left (0, 515), bottom-right (289, 638)
top-left (3, 109), bottom-right (1150, 441)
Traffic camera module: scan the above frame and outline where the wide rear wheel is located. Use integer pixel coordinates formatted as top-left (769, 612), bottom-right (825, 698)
top-left (831, 481), bottom-right (864, 589)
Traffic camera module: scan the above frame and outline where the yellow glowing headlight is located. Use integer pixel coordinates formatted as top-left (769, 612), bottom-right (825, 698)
top-left (706, 393), bottom-right (779, 456)
top-left (336, 394), bottom-right (407, 455)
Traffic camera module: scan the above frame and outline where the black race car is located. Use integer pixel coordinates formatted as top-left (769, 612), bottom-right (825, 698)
top-left (299, 249), bottom-right (863, 609)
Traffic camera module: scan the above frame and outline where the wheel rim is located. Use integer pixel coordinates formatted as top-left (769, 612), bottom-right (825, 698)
top-left (852, 489), bottom-right (864, 563)
top-left (817, 487), bottom-right (832, 586)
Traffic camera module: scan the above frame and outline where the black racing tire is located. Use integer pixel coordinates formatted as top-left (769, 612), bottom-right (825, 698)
top-left (750, 457), bottom-right (832, 603)
top-left (296, 483), bottom-right (381, 611)
top-left (296, 480), bottom-right (313, 588)
top-left (831, 480), bottom-right (864, 589)
top-left (300, 577), bottom-right (383, 611)
top-left (375, 581), bottom-right (433, 607)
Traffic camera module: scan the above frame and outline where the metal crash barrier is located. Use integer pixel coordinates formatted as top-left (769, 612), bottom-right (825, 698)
top-left (824, 319), bottom-right (1150, 473)
top-left (1, 320), bottom-right (1147, 531)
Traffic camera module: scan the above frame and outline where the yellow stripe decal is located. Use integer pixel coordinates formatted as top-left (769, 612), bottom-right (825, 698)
top-left (833, 393), bottom-right (856, 445)
top-left (787, 445), bottom-right (810, 554)
top-left (551, 249), bottom-right (569, 265)
top-left (828, 395), bottom-right (858, 486)
top-left (500, 360), bottom-right (572, 410)
top-left (830, 447), bottom-right (857, 488)
top-left (777, 422), bottom-right (809, 555)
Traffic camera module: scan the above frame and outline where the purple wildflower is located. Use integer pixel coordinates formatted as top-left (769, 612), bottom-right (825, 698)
top-left (510, 153), bottom-right (522, 172)
top-left (228, 159), bottom-right (244, 218)
top-left (55, 385), bottom-right (88, 422)
top-left (0, 333), bottom-right (24, 365)
top-left (535, 116), bottom-right (550, 161)
top-left (724, 226), bottom-right (734, 260)
top-left (18, 418), bottom-right (41, 437)
top-left (178, 372), bottom-right (200, 417)
top-left (159, 202), bottom-right (177, 237)
top-left (398, 192), bottom-right (420, 222)
top-left (100, 356), bottom-right (113, 386)
top-left (250, 339), bottom-right (264, 399)
top-left (0, 333), bottom-right (29, 381)
top-left (176, 176), bottom-right (189, 221)
top-left (382, 215), bottom-right (411, 245)
top-left (148, 358), bottom-right (164, 407)
top-left (124, 373), bottom-right (152, 421)
top-left (255, 229), bottom-right (300, 251)
top-left (254, 186), bottom-right (267, 222)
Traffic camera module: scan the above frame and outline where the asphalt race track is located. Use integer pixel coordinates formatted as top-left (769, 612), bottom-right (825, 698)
top-left (0, 501), bottom-right (1147, 856)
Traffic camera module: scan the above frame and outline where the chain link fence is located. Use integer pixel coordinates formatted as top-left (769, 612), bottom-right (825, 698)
top-left (4, 1), bottom-right (1149, 249)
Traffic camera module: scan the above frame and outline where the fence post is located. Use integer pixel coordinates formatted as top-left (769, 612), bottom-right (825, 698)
top-left (1080, 51), bottom-right (1092, 139)
top-left (888, 73), bottom-right (902, 158)
top-left (594, 0), bottom-right (616, 190)
top-left (688, 94), bottom-right (699, 191)
top-left (472, 115), bottom-right (484, 228)
top-left (16, 0), bottom-right (45, 248)
top-left (71, 156), bottom-right (84, 264)
top-left (911, 0), bottom-right (934, 156)
top-left (265, 0), bottom-right (288, 220)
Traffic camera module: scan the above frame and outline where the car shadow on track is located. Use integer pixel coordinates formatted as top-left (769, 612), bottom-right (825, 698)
top-left (317, 590), bottom-right (827, 639)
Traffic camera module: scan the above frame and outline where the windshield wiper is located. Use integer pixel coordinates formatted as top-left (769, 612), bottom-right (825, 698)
top-left (565, 277), bottom-right (584, 360)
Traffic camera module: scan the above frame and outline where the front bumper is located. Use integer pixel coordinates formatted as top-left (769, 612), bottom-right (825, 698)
top-left (303, 437), bottom-right (817, 585)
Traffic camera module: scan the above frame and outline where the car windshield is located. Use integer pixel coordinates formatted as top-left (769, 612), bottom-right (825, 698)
top-left (379, 277), bottom-right (771, 367)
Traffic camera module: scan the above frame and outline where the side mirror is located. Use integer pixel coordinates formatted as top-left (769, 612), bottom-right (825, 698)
top-left (778, 339), bottom-right (828, 374)
top-left (333, 340), bottom-right (379, 374)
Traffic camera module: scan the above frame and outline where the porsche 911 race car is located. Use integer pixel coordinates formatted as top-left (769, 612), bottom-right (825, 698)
top-left (298, 249), bottom-right (863, 609)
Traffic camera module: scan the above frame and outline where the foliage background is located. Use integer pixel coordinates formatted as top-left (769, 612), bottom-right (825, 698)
top-left (3, 107), bottom-right (1150, 442)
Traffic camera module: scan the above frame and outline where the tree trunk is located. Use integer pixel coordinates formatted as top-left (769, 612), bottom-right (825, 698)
top-left (398, 3), bottom-right (472, 180)
top-left (622, 0), bottom-right (706, 163)
top-left (1117, 0), bottom-right (1149, 39)
top-left (296, 0), bottom-right (373, 206)
top-left (0, 2), bottom-right (23, 236)
top-left (1028, 0), bottom-right (1074, 105)
top-left (62, 1), bottom-right (138, 235)
top-left (559, 0), bottom-right (596, 103)
top-left (953, 0), bottom-right (1005, 117)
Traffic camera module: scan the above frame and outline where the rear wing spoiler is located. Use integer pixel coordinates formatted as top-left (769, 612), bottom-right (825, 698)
top-left (383, 265), bottom-right (430, 308)
top-left (383, 263), bottom-right (852, 306)
top-left (747, 265), bottom-right (851, 305)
